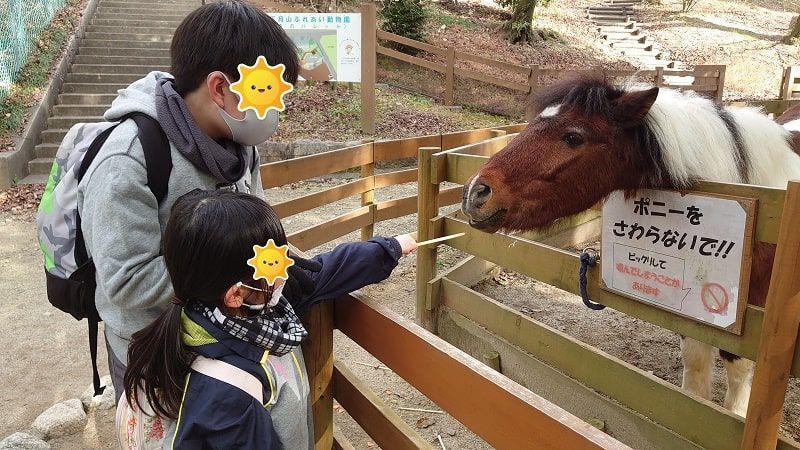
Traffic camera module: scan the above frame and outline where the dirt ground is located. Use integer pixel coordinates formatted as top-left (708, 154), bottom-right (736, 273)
top-left (3, 173), bottom-right (799, 448)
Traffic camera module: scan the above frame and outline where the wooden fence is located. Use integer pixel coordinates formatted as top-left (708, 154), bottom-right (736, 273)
top-left (358, 3), bottom-right (726, 129)
top-left (263, 128), bottom-right (629, 448)
top-left (416, 133), bottom-right (800, 449)
top-left (781, 66), bottom-right (800, 100)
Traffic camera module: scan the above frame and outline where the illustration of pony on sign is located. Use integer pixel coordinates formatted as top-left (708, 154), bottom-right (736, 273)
top-left (461, 74), bottom-right (800, 417)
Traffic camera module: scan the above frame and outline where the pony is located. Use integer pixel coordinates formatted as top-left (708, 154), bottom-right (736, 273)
top-left (461, 74), bottom-right (800, 417)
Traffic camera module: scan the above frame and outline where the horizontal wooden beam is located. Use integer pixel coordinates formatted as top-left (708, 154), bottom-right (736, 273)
top-left (334, 293), bottom-right (627, 450)
top-left (377, 45), bottom-right (447, 74)
top-left (272, 178), bottom-right (371, 218)
top-left (375, 195), bottom-right (416, 223)
top-left (261, 144), bottom-right (372, 188)
top-left (289, 206), bottom-right (372, 251)
top-left (453, 66), bottom-right (530, 92)
top-left (439, 215), bottom-right (800, 377)
top-left (332, 361), bottom-right (432, 450)
top-left (373, 134), bottom-right (441, 162)
top-left (376, 30), bottom-right (447, 56)
top-left (453, 50), bottom-right (531, 75)
top-left (374, 168), bottom-right (416, 188)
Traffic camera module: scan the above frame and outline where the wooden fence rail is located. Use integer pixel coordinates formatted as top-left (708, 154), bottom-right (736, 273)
top-left (415, 135), bottom-right (800, 450)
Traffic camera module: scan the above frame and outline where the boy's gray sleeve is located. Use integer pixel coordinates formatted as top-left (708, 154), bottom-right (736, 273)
top-left (80, 151), bottom-right (172, 310)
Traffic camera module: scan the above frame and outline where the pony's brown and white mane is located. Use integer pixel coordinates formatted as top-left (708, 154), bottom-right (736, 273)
top-left (461, 74), bottom-right (800, 417)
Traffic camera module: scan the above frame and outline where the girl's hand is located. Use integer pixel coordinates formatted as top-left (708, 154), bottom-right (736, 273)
top-left (395, 234), bottom-right (418, 256)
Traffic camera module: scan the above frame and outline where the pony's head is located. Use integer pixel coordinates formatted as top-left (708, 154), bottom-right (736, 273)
top-left (462, 75), bottom-right (666, 232)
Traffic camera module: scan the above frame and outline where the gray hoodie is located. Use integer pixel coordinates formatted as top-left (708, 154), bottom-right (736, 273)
top-left (77, 71), bottom-right (264, 364)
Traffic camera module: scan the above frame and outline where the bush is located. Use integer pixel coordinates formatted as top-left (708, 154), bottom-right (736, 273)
top-left (380, 0), bottom-right (427, 54)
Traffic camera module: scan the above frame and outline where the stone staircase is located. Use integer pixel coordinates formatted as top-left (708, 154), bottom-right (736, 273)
top-left (587, 0), bottom-right (686, 71)
top-left (22, 0), bottom-right (199, 184)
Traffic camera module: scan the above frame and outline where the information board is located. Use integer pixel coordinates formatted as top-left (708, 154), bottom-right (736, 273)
top-left (269, 13), bottom-right (362, 83)
top-left (601, 189), bottom-right (756, 334)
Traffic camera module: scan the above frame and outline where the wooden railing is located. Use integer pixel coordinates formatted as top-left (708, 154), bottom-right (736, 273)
top-left (269, 128), bottom-right (630, 448)
top-left (260, 124), bottom-right (525, 251)
top-left (416, 134), bottom-right (800, 450)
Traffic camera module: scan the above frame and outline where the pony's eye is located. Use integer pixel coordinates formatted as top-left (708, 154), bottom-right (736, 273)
top-left (562, 133), bottom-right (584, 148)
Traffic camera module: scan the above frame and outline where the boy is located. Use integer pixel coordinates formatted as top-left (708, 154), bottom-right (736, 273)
top-left (77, 0), bottom-right (306, 400)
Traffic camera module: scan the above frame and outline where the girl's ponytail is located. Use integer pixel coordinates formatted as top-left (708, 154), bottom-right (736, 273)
top-left (124, 302), bottom-right (192, 419)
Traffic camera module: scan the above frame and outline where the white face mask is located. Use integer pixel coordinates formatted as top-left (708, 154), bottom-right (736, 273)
top-left (212, 72), bottom-right (279, 146)
top-left (237, 280), bottom-right (285, 312)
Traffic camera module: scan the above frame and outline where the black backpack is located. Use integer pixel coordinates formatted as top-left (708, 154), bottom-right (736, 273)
top-left (36, 112), bottom-right (172, 396)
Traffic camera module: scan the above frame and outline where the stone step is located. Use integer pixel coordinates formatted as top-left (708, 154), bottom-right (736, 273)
top-left (587, 6), bottom-right (632, 11)
top-left (40, 129), bottom-right (70, 144)
top-left (604, 33), bottom-right (648, 42)
top-left (29, 158), bottom-right (55, 176)
top-left (99, 1), bottom-right (198, 9)
top-left (70, 64), bottom-right (169, 75)
top-left (620, 49), bottom-right (663, 58)
top-left (84, 32), bottom-right (173, 42)
top-left (602, 29), bottom-right (642, 38)
top-left (594, 19), bottom-right (634, 26)
top-left (82, 39), bottom-right (171, 49)
top-left (66, 73), bottom-right (144, 84)
top-left (35, 144), bottom-right (60, 159)
top-left (58, 93), bottom-right (117, 105)
top-left (598, 23), bottom-right (637, 32)
top-left (641, 60), bottom-right (676, 69)
top-left (74, 54), bottom-right (172, 66)
top-left (52, 105), bottom-right (110, 116)
top-left (78, 47), bottom-right (169, 57)
top-left (95, 7), bottom-right (193, 17)
top-left (62, 83), bottom-right (128, 94)
top-left (48, 116), bottom-right (102, 129)
top-left (88, 25), bottom-right (176, 35)
top-left (94, 11), bottom-right (189, 21)
top-left (609, 41), bottom-right (657, 50)
top-left (92, 17), bottom-right (183, 28)
top-left (18, 174), bottom-right (50, 185)
top-left (589, 14), bottom-right (630, 22)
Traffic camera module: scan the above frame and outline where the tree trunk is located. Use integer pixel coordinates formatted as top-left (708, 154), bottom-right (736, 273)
top-left (791, 14), bottom-right (800, 39)
top-left (504, 0), bottom-right (538, 44)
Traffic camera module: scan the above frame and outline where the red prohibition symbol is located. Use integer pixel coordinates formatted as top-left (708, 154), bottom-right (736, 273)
top-left (701, 282), bottom-right (729, 314)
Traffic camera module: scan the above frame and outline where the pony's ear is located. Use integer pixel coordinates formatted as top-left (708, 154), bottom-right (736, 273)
top-left (612, 87), bottom-right (659, 128)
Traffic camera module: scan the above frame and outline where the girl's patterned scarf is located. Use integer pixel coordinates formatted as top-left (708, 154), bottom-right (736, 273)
top-left (190, 296), bottom-right (308, 357)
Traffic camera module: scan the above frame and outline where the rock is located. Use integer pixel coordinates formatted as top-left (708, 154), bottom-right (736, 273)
top-left (31, 399), bottom-right (87, 440)
top-left (0, 433), bottom-right (50, 450)
top-left (415, 416), bottom-right (436, 429)
top-left (445, 428), bottom-right (457, 437)
top-left (80, 375), bottom-right (116, 410)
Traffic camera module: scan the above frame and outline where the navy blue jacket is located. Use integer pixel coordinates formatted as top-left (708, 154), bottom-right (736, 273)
top-left (165, 237), bottom-right (402, 449)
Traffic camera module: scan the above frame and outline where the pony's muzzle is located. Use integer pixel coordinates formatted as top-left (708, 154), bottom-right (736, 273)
top-left (462, 178), bottom-right (492, 217)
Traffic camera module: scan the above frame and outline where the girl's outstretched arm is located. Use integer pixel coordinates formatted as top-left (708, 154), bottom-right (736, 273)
top-left (290, 236), bottom-right (406, 314)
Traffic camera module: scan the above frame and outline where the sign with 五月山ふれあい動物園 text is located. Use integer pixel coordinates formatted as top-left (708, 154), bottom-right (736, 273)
top-left (600, 189), bottom-right (755, 334)
top-left (269, 13), bottom-right (361, 83)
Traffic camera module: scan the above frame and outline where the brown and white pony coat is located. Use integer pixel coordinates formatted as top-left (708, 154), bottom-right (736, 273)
top-left (461, 75), bottom-right (800, 416)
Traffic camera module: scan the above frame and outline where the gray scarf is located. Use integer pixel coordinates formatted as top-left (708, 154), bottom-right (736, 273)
top-left (155, 78), bottom-right (246, 183)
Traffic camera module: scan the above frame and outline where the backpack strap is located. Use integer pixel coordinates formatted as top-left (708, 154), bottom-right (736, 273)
top-left (191, 355), bottom-right (264, 403)
top-left (74, 112), bottom-right (172, 397)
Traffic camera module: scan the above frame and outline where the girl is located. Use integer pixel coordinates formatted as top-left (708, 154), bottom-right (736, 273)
top-left (121, 189), bottom-right (416, 448)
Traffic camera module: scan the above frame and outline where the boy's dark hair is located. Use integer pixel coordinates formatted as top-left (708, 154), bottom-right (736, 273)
top-left (124, 189), bottom-right (287, 419)
top-left (170, 0), bottom-right (300, 95)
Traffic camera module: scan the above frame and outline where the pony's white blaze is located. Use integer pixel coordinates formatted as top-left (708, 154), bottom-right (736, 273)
top-left (540, 104), bottom-right (561, 118)
top-left (645, 88), bottom-right (800, 188)
top-left (783, 118), bottom-right (800, 132)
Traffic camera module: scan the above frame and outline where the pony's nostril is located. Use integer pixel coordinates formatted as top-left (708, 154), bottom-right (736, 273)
top-left (469, 183), bottom-right (492, 209)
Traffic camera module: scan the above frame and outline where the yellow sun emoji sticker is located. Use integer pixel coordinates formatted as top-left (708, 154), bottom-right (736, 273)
top-left (229, 55), bottom-right (293, 119)
top-left (247, 239), bottom-right (295, 285)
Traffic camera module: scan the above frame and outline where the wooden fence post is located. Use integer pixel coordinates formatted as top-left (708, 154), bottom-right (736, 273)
top-left (302, 300), bottom-right (335, 450)
top-left (360, 3), bottom-right (377, 135)
top-left (416, 147), bottom-right (441, 332)
top-left (360, 140), bottom-right (375, 240)
top-left (445, 47), bottom-right (455, 106)
top-left (780, 66), bottom-right (792, 100)
top-left (741, 180), bottom-right (800, 450)
top-left (654, 67), bottom-right (664, 87)
top-left (714, 65), bottom-right (726, 103)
